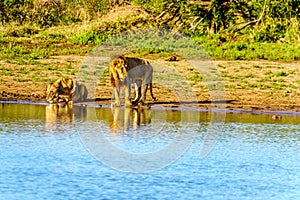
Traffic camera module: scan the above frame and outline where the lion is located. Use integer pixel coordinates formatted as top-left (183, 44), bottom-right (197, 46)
top-left (109, 55), bottom-right (157, 107)
top-left (46, 78), bottom-right (88, 103)
top-left (72, 83), bottom-right (88, 102)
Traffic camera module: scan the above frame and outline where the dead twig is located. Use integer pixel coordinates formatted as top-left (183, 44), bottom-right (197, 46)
top-left (235, 0), bottom-right (267, 32)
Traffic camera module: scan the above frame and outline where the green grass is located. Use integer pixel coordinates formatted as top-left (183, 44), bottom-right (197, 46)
top-left (244, 73), bottom-right (256, 78)
top-left (193, 35), bottom-right (300, 61)
top-left (253, 65), bottom-right (262, 69)
top-left (276, 71), bottom-right (288, 77)
top-left (14, 78), bottom-right (31, 82)
top-left (1, 18), bottom-right (300, 66)
top-left (43, 65), bottom-right (58, 71)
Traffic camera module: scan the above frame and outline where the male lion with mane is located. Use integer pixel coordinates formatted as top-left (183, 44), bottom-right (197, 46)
top-left (109, 55), bottom-right (157, 107)
top-left (46, 78), bottom-right (88, 103)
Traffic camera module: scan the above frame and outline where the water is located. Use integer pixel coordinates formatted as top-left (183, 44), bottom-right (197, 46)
top-left (0, 103), bottom-right (299, 199)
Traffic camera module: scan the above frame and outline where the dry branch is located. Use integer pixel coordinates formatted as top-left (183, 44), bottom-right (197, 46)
top-left (235, 0), bottom-right (267, 32)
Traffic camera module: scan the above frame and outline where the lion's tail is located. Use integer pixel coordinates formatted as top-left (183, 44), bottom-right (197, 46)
top-left (149, 83), bottom-right (157, 101)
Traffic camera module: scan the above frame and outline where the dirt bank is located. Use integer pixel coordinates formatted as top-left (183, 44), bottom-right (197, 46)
top-left (0, 58), bottom-right (299, 113)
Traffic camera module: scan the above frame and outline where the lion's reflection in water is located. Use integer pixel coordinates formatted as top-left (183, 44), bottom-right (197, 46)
top-left (109, 107), bottom-right (151, 135)
top-left (45, 103), bottom-right (87, 132)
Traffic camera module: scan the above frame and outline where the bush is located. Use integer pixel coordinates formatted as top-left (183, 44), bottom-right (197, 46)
top-left (0, 0), bottom-right (118, 26)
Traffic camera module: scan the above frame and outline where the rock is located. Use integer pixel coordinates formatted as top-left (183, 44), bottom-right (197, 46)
top-left (272, 115), bottom-right (281, 120)
top-left (165, 55), bottom-right (178, 62)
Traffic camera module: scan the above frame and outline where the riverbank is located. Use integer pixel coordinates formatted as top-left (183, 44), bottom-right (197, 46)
top-left (0, 56), bottom-right (299, 113)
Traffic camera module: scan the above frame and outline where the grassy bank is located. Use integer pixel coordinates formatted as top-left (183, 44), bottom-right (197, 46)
top-left (1, 3), bottom-right (299, 83)
top-left (1, 0), bottom-right (300, 63)
top-left (0, 2), bottom-right (299, 111)
top-left (1, 18), bottom-right (300, 75)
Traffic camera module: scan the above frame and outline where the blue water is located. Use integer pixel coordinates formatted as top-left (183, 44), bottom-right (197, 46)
top-left (0, 103), bottom-right (299, 200)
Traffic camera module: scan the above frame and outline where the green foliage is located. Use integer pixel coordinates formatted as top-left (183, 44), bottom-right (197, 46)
top-left (1, 0), bottom-right (300, 61)
top-left (193, 34), bottom-right (300, 61)
top-left (276, 71), bottom-right (288, 77)
top-left (0, 0), bottom-right (33, 24)
top-left (73, 17), bottom-right (150, 45)
top-left (32, 0), bottom-right (66, 27)
top-left (74, 30), bottom-right (106, 45)
top-left (1, 0), bottom-right (300, 43)
top-left (14, 77), bottom-right (31, 82)
top-left (0, 0), bottom-right (117, 26)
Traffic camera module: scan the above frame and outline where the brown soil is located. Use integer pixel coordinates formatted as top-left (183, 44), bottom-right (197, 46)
top-left (0, 57), bottom-right (299, 114)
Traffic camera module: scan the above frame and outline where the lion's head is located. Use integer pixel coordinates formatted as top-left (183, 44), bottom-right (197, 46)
top-left (109, 55), bottom-right (128, 87)
top-left (46, 78), bottom-right (74, 103)
top-left (46, 83), bottom-right (59, 103)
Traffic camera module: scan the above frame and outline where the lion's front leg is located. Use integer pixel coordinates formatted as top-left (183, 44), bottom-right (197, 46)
top-left (112, 87), bottom-right (121, 107)
top-left (139, 84), bottom-right (148, 105)
top-left (124, 84), bottom-right (132, 108)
